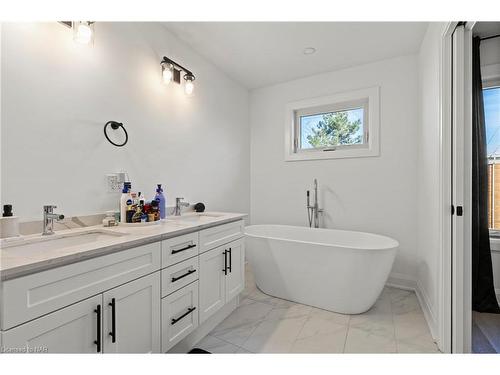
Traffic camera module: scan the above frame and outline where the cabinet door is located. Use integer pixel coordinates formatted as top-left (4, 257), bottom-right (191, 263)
top-left (199, 246), bottom-right (226, 323)
top-left (225, 238), bottom-right (245, 302)
top-left (1, 295), bottom-right (102, 353)
top-left (103, 272), bottom-right (160, 353)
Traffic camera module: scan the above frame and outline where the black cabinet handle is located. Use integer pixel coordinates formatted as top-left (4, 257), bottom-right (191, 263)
top-left (108, 298), bottom-right (116, 343)
top-left (171, 244), bottom-right (196, 255)
top-left (228, 248), bottom-right (232, 273)
top-left (222, 250), bottom-right (228, 275)
top-left (171, 269), bottom-right (196, 283)
top-left (94, 304), bottom-right (101, 353)
top-left (171, 307), bottom-right (196, 325)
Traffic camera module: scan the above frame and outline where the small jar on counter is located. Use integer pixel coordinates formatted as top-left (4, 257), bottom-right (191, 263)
top-left (102, 211), bottom-right (117, 227)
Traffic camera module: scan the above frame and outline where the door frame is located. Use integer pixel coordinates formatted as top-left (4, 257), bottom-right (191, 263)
top-left (441, 21), bottom-right (474, 354)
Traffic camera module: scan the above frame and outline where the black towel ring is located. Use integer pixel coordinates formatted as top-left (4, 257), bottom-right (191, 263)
top-left (104, 121), bottom-right (128, 147)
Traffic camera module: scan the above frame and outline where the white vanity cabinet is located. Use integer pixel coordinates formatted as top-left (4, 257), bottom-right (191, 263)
top-left (199, 246), bottom-right (227, 323)
top-left (0, 217), bottom-right (245, 354)
top-left (161, 280), bottom-right (199, 352)
top-left (199, 237), bottom-right (245, 324)
top-left (224, 238), bottom-right (245, 302)
top-left (1, 295), bottom-right (102, 353)
top-left (1, 272), bottom-right (161, 354)
top-left (102, 272), bottom-right (160, 353)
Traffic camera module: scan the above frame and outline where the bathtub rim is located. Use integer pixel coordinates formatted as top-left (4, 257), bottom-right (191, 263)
top-left (244, 224), bottom-right (399, 251)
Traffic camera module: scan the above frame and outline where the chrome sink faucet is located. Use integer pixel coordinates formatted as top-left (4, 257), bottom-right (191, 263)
top-left (43, 205), bottom-right (65, 235)
top-left (174, 198), bottom-right (190, 216)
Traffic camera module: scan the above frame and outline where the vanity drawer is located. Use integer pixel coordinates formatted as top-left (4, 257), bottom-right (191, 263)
top-left (161, 256), bottom-right (199, 297)
top-left (161, 232), bottom-right (199, 267)
top-left (1, 242), bottom-right (161, 330)
top-left (161, 281), bottom-right (199, 352)
top-left (199, 220), bottom-right (244, 253)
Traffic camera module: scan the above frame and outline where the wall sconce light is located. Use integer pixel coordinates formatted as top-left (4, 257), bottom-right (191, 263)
top-left (59, 21), bottom-right (95, 45)
top-left (160, 56), bottom-right (196, 96)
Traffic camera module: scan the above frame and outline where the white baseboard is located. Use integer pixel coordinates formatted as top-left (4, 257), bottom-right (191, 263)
top-left (415, 280), bottom-right (438, 341)
top-left (385, 272), bottom-right (438, 341)
top-left (386, 272), bottom-right (417, 290)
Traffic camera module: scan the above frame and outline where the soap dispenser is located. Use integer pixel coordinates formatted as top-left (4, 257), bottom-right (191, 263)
top-left (155, 184), bottom-right (166, 220)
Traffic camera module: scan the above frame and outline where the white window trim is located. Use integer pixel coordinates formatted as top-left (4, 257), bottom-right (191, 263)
top-left (284, 86), bottom-right (380, 161)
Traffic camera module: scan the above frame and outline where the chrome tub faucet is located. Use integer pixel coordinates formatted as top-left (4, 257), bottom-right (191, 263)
top-left (307, 179), bottom-right (324, 228)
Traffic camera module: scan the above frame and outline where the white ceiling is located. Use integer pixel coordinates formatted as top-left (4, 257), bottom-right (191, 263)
top-left (164, 22), bottom-right (429, 89)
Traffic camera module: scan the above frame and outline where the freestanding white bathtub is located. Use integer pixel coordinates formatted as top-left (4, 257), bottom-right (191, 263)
top-left (245, 225), bottom-right (399, 314)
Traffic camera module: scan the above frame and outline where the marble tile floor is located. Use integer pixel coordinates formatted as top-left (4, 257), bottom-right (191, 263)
top-left (472, 311), bottom-right (500, 353)
top-left (196, 264), bottom-right (440, 354)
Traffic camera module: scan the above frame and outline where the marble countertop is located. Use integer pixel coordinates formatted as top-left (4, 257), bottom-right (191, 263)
top-left (0, 212), bottom-right (247, 281)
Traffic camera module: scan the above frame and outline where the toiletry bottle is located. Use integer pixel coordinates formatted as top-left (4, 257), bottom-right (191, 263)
top-left (132, 206), bottom-right (143, 223)
top-left (120, 182), bottom-right (131, 223)
top-left (151, 199), bottom-right (160, 221)
top-left (155, 184), bottom-right (166, 220)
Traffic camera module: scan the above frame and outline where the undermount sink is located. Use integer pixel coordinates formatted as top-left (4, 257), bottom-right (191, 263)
top-left (1, 229), bottom-right (128, 254)
top-left (169, 213), bottom-right (224, 223)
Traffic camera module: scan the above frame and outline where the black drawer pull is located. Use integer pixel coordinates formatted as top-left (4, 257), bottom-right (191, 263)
top-left (94, 304), bottom-right (101, 353)
top-left (171, 244), bottom-right (196, 254)
top-left (228, 248), bottom-right (232, 273)
top-left (171, 269), bottom-right (197, 283)
top-left (171, 307), bottom-right (196, 325)
top-left (108, 298), bottom-right (116, 343)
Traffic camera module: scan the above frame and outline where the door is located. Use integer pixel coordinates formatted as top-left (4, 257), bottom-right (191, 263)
top-left (451, 23), bottom-right (473, 353)
top-left (1, 295), bottom-right (102, 353)
top-left (199, 246), bottom-right (226, 323)
top-left (103, 272), bottom-right (160, 353)
top-left (225, 239), bottom-right (245, 302)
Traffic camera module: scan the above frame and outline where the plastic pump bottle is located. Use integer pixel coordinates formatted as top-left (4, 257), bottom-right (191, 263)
top-left (120, 182), bottom-right (131, 223)
top-left (155, 184), bottom-right (166, 220)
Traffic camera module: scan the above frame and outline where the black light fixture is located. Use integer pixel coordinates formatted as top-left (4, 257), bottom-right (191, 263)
top-left (160, 56), bottom-right (196, 96)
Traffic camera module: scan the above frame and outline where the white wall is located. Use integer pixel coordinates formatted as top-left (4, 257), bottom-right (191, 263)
top-left (249, 55), bottom-right (419, 280)
top-left (1, 23), bottom-right (250, 219)
top-left (416, 22), bottom-right (448, 336)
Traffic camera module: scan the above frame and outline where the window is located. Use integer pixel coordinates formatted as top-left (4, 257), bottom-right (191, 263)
top-left (485, 86), bottom-right (500, 229)
top-left (285, 87), bottom-right (380, 161)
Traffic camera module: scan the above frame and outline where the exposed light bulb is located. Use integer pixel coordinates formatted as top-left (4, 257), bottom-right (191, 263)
top-left (73, 22), bottom-right (94, 45)
top-left (184, 80), bottom-right (194, 96)
top-left (162, 64), bottom-right (173, 84)
top-left (184, 74), bottom-right (195, 96)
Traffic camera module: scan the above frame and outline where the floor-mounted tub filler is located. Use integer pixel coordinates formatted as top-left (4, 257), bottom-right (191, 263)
top-left (245, 225), bottom-right (399, 314)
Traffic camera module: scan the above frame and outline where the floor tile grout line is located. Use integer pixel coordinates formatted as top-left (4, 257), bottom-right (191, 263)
top-left (342, 314), bottom-right (351, 353)
top-left (236, 302), bottom-right (277, 352)
top-left (207, 333), bottom-right (256, 353)
top-left (389, 289), bottom-right (399, 353)
top-left (288, 313), bottom-right (311, 352)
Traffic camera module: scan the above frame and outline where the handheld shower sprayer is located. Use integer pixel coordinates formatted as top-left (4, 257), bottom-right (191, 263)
top-left (306, 179), bottom-right (323, 228)
top-left (306, 190), bottom-right (313, 227)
